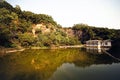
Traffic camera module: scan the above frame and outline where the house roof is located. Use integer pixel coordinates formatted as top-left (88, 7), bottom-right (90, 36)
top-left (86, 40), bottom-right (111, 43)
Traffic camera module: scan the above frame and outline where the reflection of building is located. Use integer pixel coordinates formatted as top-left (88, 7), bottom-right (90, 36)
top-left (86, 47), bottom-right (102, 53)
top-left (86, 40), bottom-right (111, 49)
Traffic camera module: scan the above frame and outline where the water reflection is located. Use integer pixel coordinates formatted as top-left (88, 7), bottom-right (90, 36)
top-left (0, 48), bottom-right (119, 80)
top-left (49, 63), bottom-right (120, 80)
top-left (86, 47), bottom-right (102, 53)
top-left (86, 47), bottom-right (110, 54)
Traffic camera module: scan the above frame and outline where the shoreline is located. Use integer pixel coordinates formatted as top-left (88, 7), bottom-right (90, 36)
top-left (59, 45), bottom-right (84, 48)
top-left (31, 45), bottom-right (84, 49)
top-left (0, 45), bottom-right (84, 55)
top-left (0, 48), bottom-right (25, 56)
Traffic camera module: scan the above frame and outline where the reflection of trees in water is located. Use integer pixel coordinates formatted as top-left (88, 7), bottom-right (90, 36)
top-left (108, 38), bottom-right (120, 59)
top-left (0, 49), bottom-right (119, 80)
top-left (74, 53), bottom-right (118, 68)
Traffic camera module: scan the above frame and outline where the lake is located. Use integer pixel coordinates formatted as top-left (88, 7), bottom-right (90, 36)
top-left (0, 48), bottom-right (120, 80)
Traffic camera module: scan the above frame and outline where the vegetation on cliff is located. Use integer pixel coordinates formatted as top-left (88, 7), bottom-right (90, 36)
top-left (0, 1), bottom-right (79, 48)
top-left (72, 24), bottom-right (120, 43)
top-left (0, 1), bottom-right (120, 48)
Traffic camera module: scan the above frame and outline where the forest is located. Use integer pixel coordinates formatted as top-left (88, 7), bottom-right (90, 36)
top-left (0, 1), bottom-right (120, 48)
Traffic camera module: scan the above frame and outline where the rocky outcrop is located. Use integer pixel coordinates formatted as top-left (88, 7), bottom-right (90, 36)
top-left (32, 24), bottom-right (44, 37)
top-left (32, 23), bottom-right (56, 37)
top-left (63, 28), bottom-right (83, 39)
top-left (63, 28), bottom-right (90, 43)
top-left (63, 28), bottom-right (75, 37)
top-left (74, 30), bottom-right (83, 39)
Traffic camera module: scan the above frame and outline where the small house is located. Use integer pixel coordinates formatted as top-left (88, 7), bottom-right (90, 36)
top-left (86, 40), bottom-right (111, 49)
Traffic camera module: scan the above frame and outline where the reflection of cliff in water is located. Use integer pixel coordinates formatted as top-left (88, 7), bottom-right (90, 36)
top-left (0, 49), bottom-right (119, 80)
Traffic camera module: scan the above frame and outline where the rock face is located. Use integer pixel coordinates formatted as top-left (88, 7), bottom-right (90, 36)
top-left (32, 23), bottom-right (56, 37)
top-left (32, 24), bottom-right (44, 37)
top-left (64, 28), bottom-right (91, 43)
top-left (63, 28), bottom-right (83, 38)
top-left (63, 28), bottom-right (75, 37)
top-left (32, 23), bottom-right (86, 43)
top-left (74, 30), bottom-right (83, 39)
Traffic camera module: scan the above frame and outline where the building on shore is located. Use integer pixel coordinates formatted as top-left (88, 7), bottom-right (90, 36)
top-left (86, 40), bottom-right (111, 49)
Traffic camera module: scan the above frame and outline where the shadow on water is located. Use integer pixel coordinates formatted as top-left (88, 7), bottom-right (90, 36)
top-left (108, 38), bottom-right (120, 59)
top-left (0, 48), bottom-right (120, 80)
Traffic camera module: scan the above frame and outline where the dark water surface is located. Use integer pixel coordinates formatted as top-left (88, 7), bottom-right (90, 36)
top-left (0, 48), bottom-right (120, 80)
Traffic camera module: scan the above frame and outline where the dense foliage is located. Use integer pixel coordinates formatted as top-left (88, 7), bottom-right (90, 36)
top-left (0, 1), bottom-right (79, 48)
top-left (72, 24), bottom-right (120, 43)
top-left (0, 1), bottom-right (120, 47)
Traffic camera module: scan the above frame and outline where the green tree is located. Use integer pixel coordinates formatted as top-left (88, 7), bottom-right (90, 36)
top-left (18, 33), bottom-right (36, 47)
top-left (0, 1), bottom-right (14, 12)
top-left (0, 8), bottom-right (12, 25)
top-left (0, 24), bottom-right (12, 47)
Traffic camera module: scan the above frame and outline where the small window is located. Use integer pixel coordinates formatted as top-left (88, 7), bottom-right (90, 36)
top-left (105, 42), bottom-right (108, 45)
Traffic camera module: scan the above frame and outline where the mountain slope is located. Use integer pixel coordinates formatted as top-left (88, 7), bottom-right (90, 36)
top-left (0, 1), bottom-right (79, 48)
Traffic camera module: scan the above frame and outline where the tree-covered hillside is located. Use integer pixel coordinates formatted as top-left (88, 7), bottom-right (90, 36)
top-left (0, 1), bottom-right (79, 48)
top-left (72, 24), bottom-right (120, 43)
top-left (0, 1), bottom-right (120, 48)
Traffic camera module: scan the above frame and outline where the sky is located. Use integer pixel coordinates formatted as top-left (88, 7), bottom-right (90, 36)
top-left (6, 0), bottom-right (120, 29)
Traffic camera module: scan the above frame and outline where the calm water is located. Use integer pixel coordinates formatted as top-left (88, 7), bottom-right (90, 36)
top-left (0, 48), bottom-right (120, 80)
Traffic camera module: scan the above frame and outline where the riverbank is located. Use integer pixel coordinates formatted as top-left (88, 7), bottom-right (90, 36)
top-left (59, 45), bottom-right (84, 48)
top-left (31, 45), bottom-right (84, 49)
top-left (0, 48), bottom-right (25, 56)
top-left (0, 45), bottom-right (84, 56)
